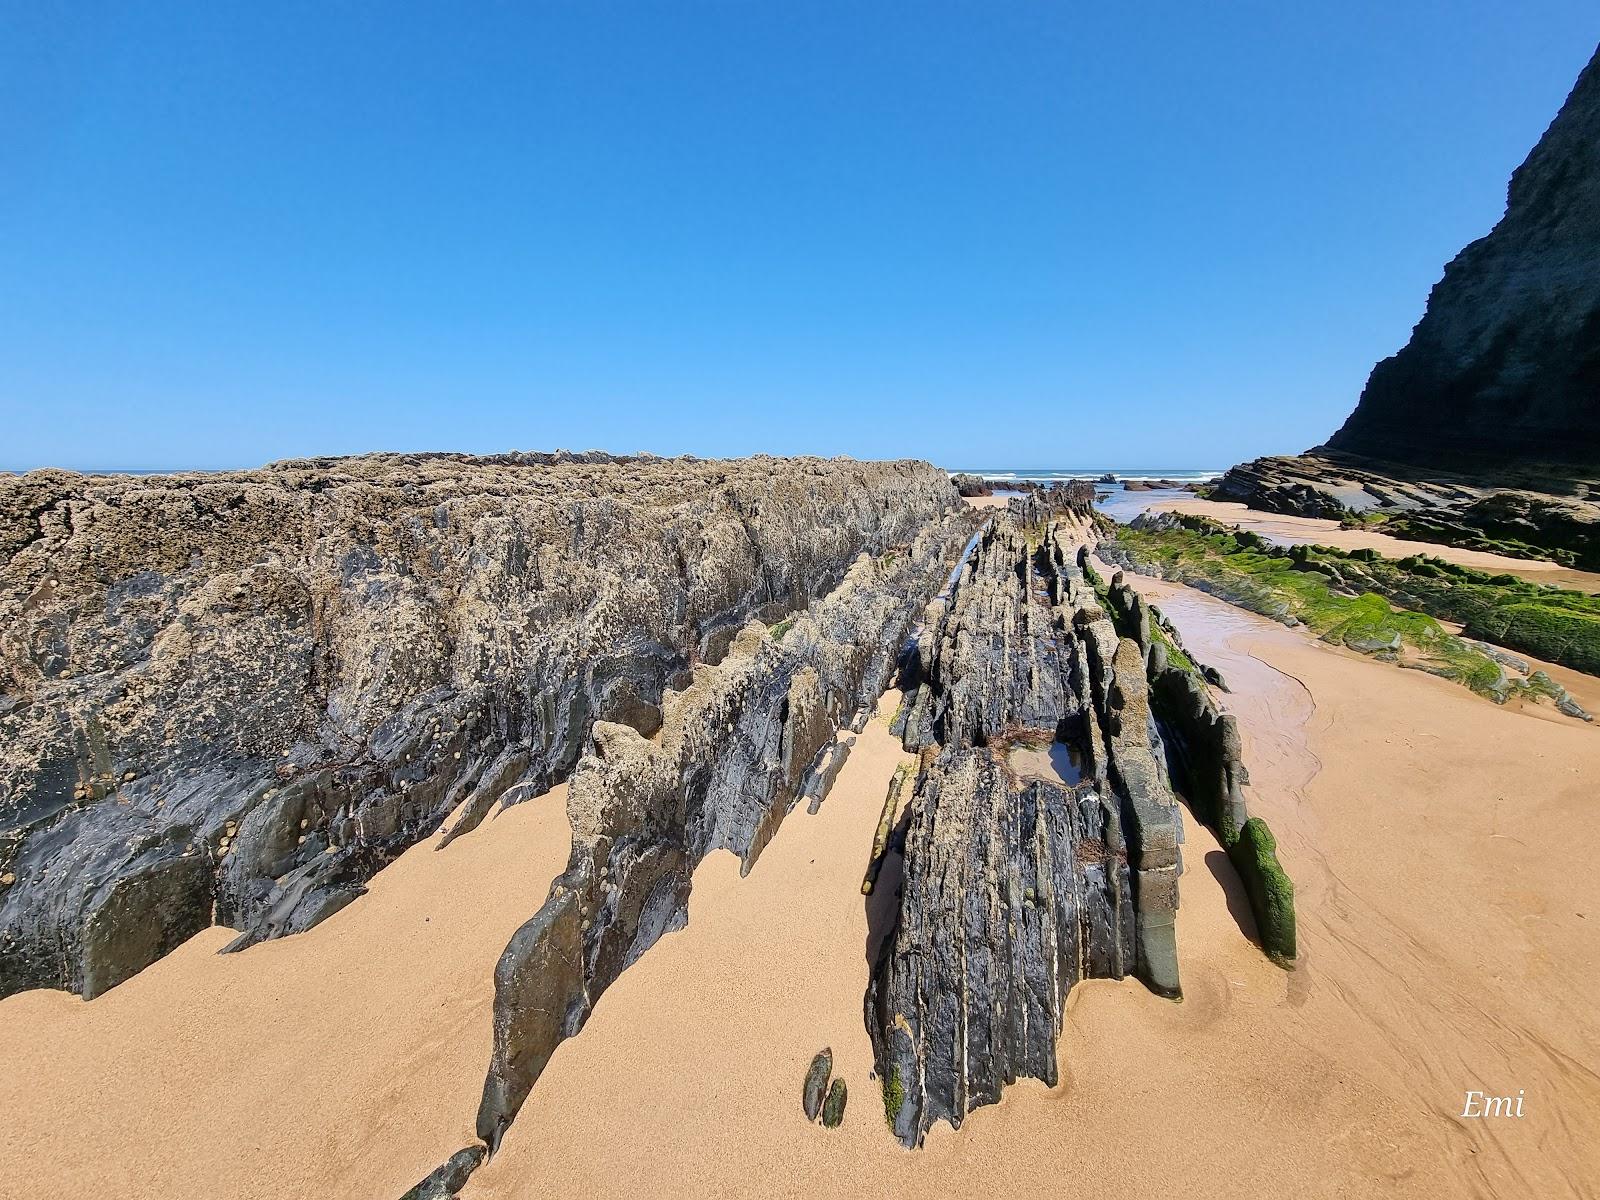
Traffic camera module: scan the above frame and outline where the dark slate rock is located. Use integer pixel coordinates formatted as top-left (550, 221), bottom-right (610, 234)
top-left (868, 509), bottom-right (1185, 1147)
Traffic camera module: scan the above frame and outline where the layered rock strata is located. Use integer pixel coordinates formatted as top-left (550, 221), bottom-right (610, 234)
top-left (472, 507), bottom-right (983, 1151)
top-left (869, 509), bottom-right (1186, 1147)
top-left (0, 452), bottom-right (956, 999)
top-left (1090, 546), bottom-right (1296, 963)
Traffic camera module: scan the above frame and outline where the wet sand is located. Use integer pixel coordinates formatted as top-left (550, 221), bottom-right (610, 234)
top-left (1134, 496), bottom-right (1600, 592)
top-left (0, 789), bottom-right (574, 1200)
top-left (3, 585), bottom-right (1597, 1198)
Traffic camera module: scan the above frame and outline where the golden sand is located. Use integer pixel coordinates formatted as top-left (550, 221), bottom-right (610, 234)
top-left (2, 582), bottom-right (1597, 1199)
top-left (468, 590), bottom-right (1600, 1200)
top-left (0, 789), bottom-right (573, 1199)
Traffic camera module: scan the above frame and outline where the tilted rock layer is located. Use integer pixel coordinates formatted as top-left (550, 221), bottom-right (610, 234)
top-left (869, 507), bottom-right (1185, 1147)
top-left (0, 451), bottom-right (957, 999)
top-left (1329, 44), bottom-right (1600, 472)
top-left (473, 503), bottom-right (982, 1149)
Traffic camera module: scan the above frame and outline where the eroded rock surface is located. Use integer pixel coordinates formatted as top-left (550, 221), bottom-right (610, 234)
top-left (474, 507), bottom-right (982, 1149)
top-left (0, 451), bottom-right (956, 999)
top-left (1214, 451), bottom-right (1600, 569)
top-left (869, 507), bottom-right (1185, 1147)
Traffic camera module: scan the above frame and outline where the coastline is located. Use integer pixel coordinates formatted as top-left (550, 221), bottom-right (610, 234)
top-left (464, 577), bottom-right (1600, 1199)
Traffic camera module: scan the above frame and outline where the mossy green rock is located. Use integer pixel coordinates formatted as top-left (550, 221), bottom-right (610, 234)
top-left (1228, 817), bottom-right (1296, 964)
top-left (821, 1077), bottom-right (847, 1128)
top-left (881, 1066), bottom-right (905, 1127)
top-left (1101, 521), bottom-right (1599, 700)
top-left (802, 1048), bottom-right (832, 1121)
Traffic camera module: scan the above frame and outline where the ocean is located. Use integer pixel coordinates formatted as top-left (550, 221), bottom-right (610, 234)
top-left (949, 467), bottom-right (1222, 484)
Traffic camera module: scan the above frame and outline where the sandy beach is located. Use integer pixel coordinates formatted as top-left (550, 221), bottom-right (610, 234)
top-left (2, 578), bottom-right (1596, 1200)
top-left (0, 788), bottom-right (575, 1199)
top-left (459, 591), bottom-right (1600, 1200)
top-left (6, 13), bottom-right (1598, 1200)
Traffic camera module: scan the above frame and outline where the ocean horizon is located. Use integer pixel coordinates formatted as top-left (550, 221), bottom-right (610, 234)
top-left (951, 467), bottom-right (1224, 483)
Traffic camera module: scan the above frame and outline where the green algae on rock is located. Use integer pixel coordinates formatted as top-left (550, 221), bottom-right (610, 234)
top-left (821, 1078), bottom-right (847, 1129)
top-left (1099, 513), bottom-right (1593, 717)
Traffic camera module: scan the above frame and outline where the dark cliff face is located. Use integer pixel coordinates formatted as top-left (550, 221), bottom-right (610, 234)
top-left (1328, 44), bottom-right (1600, 473)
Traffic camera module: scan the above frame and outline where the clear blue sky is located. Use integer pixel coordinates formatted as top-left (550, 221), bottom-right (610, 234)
top-left (3, 3), bottom-right (1597, 471)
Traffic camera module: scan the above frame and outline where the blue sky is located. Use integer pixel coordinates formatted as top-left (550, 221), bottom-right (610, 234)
top-left (3, 3), bottom-right (1597, 471)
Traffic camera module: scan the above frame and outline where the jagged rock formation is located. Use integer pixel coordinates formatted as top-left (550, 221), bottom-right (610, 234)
top-left (0, 451), bottom-right (958, 999)
top-left (472, 508), bottom-right (981, 1151)
top-left (1090, 548), bottom-right (1296, 964)
top-left (868, 510), bottom-right (1186, 1147)
top-left (1328, 45), bottom-right (1600, 473)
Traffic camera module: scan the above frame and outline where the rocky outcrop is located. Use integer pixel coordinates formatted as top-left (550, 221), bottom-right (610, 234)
top-left (1122, 478), bottom-right (1200, 492)
top-left (1328, 45), bottom-right (1600, 473)
top-left (951, 473), bottom-right (994, 497)
top-left (869, 511), bottom-right (1185, 1147)
top-left (1091, 547), bottom-right (1295, 963)
top-left (1108, 586), bottom-right (1250, 840)
top-left (473, 508), bottom-right (981, 1150)
top-left (1110, 511), bottom-right (1600, 709)
top-left (1213, 451), bottom-right (1600, 568)
top-left (0, 452), bottom-right (958, 999)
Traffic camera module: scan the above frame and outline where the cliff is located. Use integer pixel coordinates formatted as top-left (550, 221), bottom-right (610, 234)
top-left (1327, 44), bottom-right (1600, 473)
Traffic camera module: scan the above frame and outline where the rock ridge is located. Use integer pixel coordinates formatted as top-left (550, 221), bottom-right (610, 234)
top-left (868, 506), bottom-right (1185, 1147)
top-left (0, 452), bottom-right (956, 998)
top-left (471, 504), bottom-right (984, 1153)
